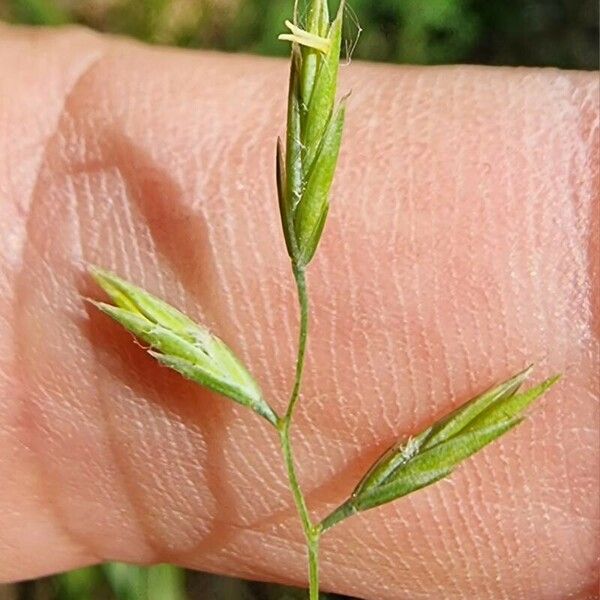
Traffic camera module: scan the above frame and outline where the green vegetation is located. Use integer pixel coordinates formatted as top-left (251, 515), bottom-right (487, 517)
top-left (83, 0), bottom-right (556, 596)
top-left (1, 0), bottom-right (598, 69)
top-left (10, 565), bottom-right (349, 599)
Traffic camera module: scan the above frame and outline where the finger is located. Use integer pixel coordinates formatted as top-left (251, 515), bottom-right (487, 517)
top-left (0, 26), bottom-right (597, 600)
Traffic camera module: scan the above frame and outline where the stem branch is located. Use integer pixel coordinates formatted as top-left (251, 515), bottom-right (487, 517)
top-left (279, 263), bottom-right (321, 598)
top-left (279, 422), bottom-right (312, 539)
top-left (319, 500), bottom-right (356, 533)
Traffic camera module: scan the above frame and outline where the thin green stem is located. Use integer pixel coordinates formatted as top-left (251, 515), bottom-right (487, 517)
top-left (286, 264), bottom-right (309, 421)
top-left (279, 423), bottom-right (313, 540)
top-left (278, 263), bottom-right (322, 598)
top-left (307, 532), bottom-right (320, 600)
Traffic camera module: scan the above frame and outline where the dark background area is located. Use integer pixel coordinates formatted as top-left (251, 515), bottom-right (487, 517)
top-left (0, 1), bottom-right (597, 599)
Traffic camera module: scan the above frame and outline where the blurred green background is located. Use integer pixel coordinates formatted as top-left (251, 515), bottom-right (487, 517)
top-left (0, 0), bottom-right (598, 68)
top-left (0, 1), bottom-right (597, 600)
top-left (0, 564), bottom-right (353, 599)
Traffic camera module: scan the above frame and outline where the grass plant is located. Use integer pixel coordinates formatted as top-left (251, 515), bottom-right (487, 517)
top-left (89, 2), bottom-right (560, 596)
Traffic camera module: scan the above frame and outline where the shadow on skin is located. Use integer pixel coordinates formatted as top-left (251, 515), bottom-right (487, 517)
top-left (82, 131), bottom-right (250, 564)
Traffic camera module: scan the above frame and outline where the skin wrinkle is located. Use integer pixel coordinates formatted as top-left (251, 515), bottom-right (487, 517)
top-left (404, 68), bottom-right (429, 424)
top-left (212, 106), bottom-right (283, 525)
top-left (0, 33), bottom-right (106, 574)
top-left (529, 76), bottom-right (575, 596)
top-left (422, 69), bottom-right (445, 398)
top-left (68, 104), bottom-right (173, 560)
top-left (83, 261), bottom-right (165, 558)
top-left (0, 30), bottom-right (598, 599)
top-left (499, 72), bottom-right (538, 599)
top-left (421, 68), bottom-right (470, 597)
top-left (455, 71), bottom-right (505, 599)
top-left (204, 132), bottom-right (252, 366)
top-left (353, 67), bottom-right (390, 440)
top-left (312, 222), bottom-right (342, 443)
top-left (152, 118), bottom-right (284, 536)
top-left (105, 143), bottom-right (230, 553)
top-left (27, 50), bottom-right (216, 564)
top-left (420, 67), bottom-right (454, 412)
top-left (8, 43), bottom-right (111, 570)
top-left (82, 137), bottom-right (213, 557)
top-left (397, 68), bottom-right (455, 595)
top-left (461, 68), bottom-right (496, 385)
top-left (447, 70), bottom-right (478, 394)
top-left (224, 117), bottom-right (273, 409)
top-left (455, 128), bottom-right (496, 597)
top-left (115, 79), bottom-right (296, 544)
top-left (378, 71), bottom-right (405, 432)
top-left (69, 129), bottom-right (156, 559)
top-left (509, 76), bottom-right (543, 596)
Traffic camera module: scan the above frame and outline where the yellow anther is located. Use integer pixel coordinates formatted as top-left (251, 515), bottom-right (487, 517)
top-left (278, 20), bottom-right (331, 53)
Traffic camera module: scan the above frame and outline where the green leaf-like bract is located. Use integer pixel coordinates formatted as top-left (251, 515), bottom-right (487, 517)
top-left (320, 367), bottom-right (560, 530)
top-left (89, 267), bottom-right (279, 426)
top-left (280, 0), bottom-right (346, 267)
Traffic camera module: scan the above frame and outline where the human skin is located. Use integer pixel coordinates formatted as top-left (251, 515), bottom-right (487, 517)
top-left (0, 24), bottom-right (598, 600)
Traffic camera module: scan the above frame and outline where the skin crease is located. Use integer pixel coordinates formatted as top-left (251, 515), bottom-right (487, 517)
top-left (0, 25), bottom-right (598, 600)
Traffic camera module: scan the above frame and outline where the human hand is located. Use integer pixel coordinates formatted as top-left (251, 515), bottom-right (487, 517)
top-left (0, 25), bottom-right (597, 599)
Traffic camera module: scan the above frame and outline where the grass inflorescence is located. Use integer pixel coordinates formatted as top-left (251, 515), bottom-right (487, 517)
top-left (88, 1), bottom-right (560, 596)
